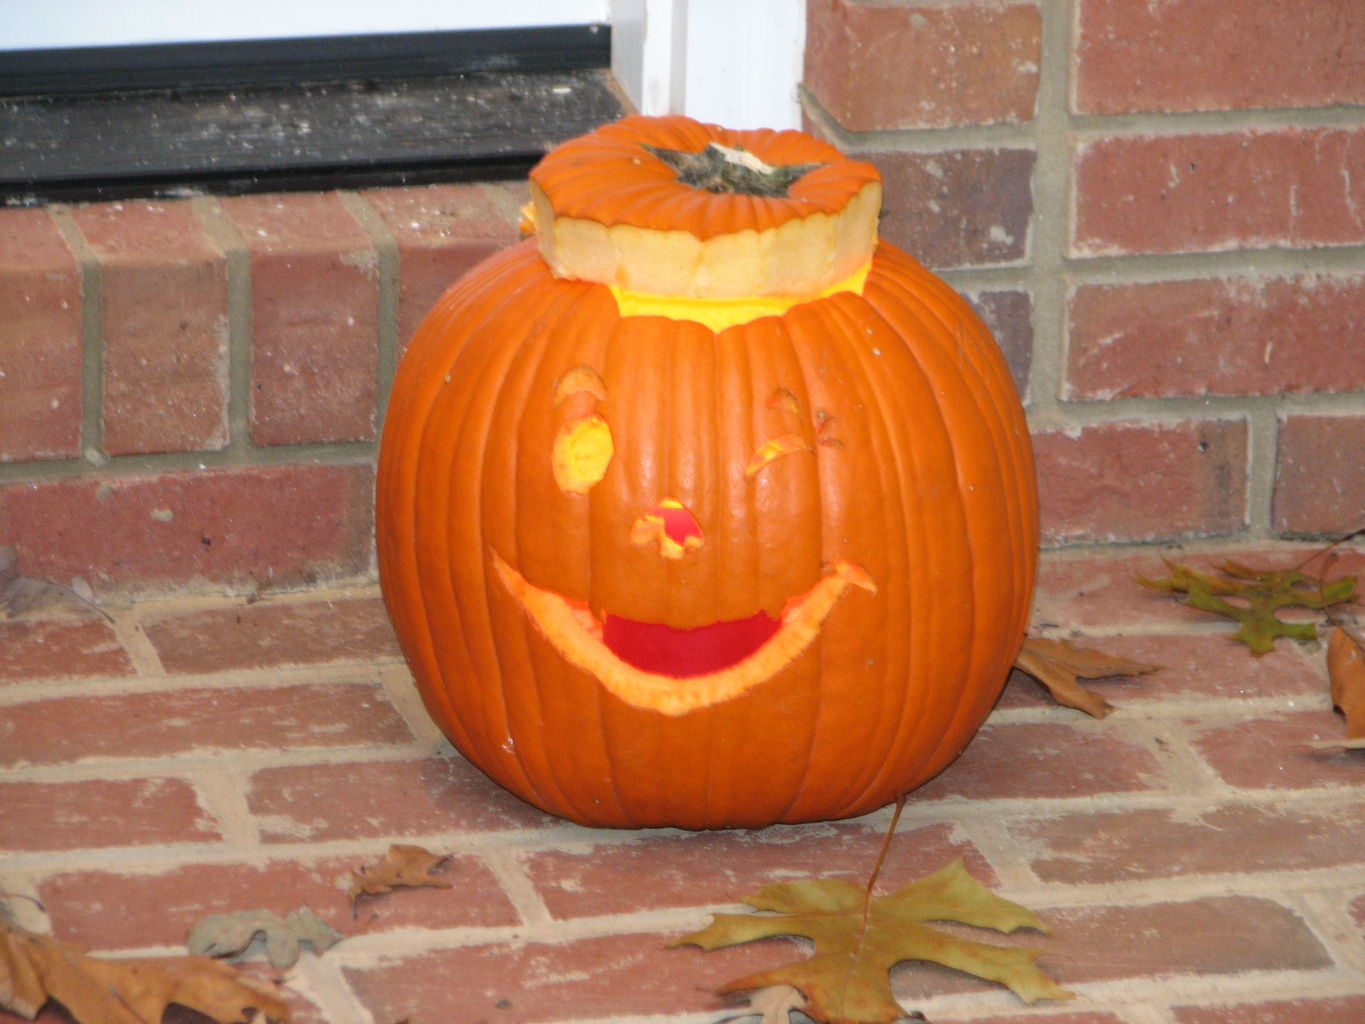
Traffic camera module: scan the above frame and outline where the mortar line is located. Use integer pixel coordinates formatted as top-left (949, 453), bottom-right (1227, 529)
top-left (1021, 0), bottom-right (1078, 430)
top-left (476, 846), bottom-right (555, 927)
top-left (285, 955), bottom-right (375, 1024)
top-left (106, 609), bottom-right (166, 677)
top-left (191, 196), bottom-right (253, 458)
top-left (337, 191), bottom-right (400, 433)
top-left (47, 206), bottom-right (106, 467)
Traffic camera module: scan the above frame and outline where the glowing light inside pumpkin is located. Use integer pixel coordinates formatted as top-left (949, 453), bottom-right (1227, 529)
top-left (745, 433), bottom-right (812, 479)
top-left (604, 610), bottom-right (779, 676)
top-left (630, 499), bottom-right (704, 559)
top-left (553, 415), bottom-right (613, 493)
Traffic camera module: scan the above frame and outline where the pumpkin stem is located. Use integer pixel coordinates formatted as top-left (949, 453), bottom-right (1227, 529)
top-left (645, 142), bottom-right (821, 197)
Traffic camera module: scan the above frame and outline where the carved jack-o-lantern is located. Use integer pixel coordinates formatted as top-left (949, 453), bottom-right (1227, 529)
top-left (376, 116), bottom-right (1038, 829)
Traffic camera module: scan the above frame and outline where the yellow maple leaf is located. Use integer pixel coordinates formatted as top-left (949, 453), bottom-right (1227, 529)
top-left (672, 859), bottom-right (1072, 1024)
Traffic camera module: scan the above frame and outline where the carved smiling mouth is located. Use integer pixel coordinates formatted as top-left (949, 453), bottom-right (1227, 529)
top-left (491, 551), bottom-right (875, 716)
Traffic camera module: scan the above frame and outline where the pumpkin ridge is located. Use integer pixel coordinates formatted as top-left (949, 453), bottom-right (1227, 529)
top-left (857, 280), bottom-right (995, 788)
top-left (859, 262), bottom-right (1034, 783)
top-left (861, 293), bottom-right (985, 806)
top-left (506, 279), bottom-right (638, 825)
top-left (382, 244), bottom-right (549, 770)
top-left (460, 271), bottom-right (595, 813)
top-left (866, 253), bottom-right (1037, 624)
top-left (800, 292), bottom-right (927, 815)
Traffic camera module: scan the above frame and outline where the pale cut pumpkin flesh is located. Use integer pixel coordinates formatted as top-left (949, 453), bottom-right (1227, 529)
top-left (491, 550), bottom-right (876, 716)
top-left (528, 115), bottom-right (883, 301)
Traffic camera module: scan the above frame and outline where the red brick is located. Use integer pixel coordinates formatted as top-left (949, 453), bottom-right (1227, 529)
top-left (886, 895), bottom-right (1327, 1004)
top-left (69, 200), bottom-right (228, 455)
top-left (245, 757), bottom-right (554, 841)
top-left (218, 193), bottom-right (378, 445)
top-left (0, 208), bottom-right (83, 462)
top-left (0, 616), bottom-right (134, 683)
top-left (1066, 274), bottom-right (1365, 399)
top-left (1032, 551), bottom-right (1213, 630)
top-left (142, 596), bottom-right (399, 674)
top-left (910, 721), bottom-right (1164, 802)
top-left (38, 853), bottom-right (518, 951)
top-left (362, 184), bottom-right (518, 354)
top-left (0, 682), bottom-right (410, 767)
top-left (1190, 711), bottom-right (1365, 790)
top-left (1011, 799), bottom-right (1365, 884)
top-left (344, 931), bottom-right (797, 1024)
top-left (0, 462), bottom-right (373, 590)
top-left (855, 147), bottom-right (1035, 269)
top-left (1174, 995), bottom-right (1365, 1024)
top-left (998, 632), bottom-right (1321, 711)
top-left (1072, 127), bottom-right (1365, 256)
top-left (966, 289), bottom-right (1032, 399)
top-left (805, 0), bottom-right (1040, 130)
top-left (524, 822), bottom-right (988, 920)
top-left (1025, 896), bottom-right (1329, 987)
top-left (1034, 419), bottom-right (1248, 544)
top-left (1273, 414), bottom-right (1365, 534)
top-left (1075, 0), bottom-right (1365, 114)
top-left (0, 778), bottom-right (222, 852)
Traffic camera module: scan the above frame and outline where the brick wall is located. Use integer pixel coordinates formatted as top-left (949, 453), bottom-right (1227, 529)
top-left (806, 0), bottom-right (1365, 545)
top-left (0, 185), bottom-right (521, 593)
top-left (1, 0), bottom-right (1361, 594)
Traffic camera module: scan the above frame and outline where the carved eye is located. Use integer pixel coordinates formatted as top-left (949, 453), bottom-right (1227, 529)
top-left (551, 365), bottom-right (613, 494)
top-left (553, 414), bottom-right (613, 494)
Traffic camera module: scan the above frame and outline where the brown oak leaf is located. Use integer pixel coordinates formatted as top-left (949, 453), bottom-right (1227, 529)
top-left (1307, 626), bottom-right (1365, 751)
top-left (1, 921), bottom-right (290, 1024)
top-left (1014, 637), bottom-right (1159, 717)
top-left (348, 844), bottom-right (451, 909)
top-left (672, 858), bottom-right (1072, 1024)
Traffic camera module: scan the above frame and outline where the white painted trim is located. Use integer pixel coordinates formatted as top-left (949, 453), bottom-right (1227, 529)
top-left (6, 0), bottom-right (610, 50)
top-left (611, 0), bottom-right (806, 130)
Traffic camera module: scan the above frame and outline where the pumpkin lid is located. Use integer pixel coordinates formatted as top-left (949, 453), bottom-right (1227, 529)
top-left (528, 115), bottom-right (883, 301)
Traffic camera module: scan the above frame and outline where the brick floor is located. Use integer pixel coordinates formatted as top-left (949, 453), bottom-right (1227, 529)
top-left (2, 544), bottom-right (1364, 1024)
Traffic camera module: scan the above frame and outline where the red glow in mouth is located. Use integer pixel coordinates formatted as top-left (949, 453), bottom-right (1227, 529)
top-left (603, 610), bottom-right (781, 677)
top-left (490, 551), bottom-right (875, 714)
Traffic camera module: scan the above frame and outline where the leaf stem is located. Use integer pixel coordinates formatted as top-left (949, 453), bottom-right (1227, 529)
top-left (864, 793), bottom-right (906, 909)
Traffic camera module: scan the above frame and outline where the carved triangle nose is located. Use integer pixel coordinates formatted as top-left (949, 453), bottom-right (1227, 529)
top-left (630, 499), bottom-right (704, 560)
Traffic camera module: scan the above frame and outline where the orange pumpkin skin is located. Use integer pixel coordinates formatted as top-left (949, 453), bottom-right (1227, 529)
top-left (376, 117), bottom-right (1038, 829)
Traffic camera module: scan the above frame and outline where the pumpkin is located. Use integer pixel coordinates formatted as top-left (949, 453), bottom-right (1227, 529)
top-left (375, 115), bottom-right (1038, 830)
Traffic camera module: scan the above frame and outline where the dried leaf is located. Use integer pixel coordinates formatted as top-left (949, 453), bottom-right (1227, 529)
top-left (1329, 626), bottom-right (1365, 737)
top-left (673, 858), bottom-right (1072, 1024)
top-left (1, 920), bottom-right (290, 1024)
top-left (1138, 559), bottom-right (1356, 655)
top-left (1305, 626), bottom-right (1365, 750)
top-left (188, 907), bottom-right (343, 969)
top-left (0, 545), bottom-right (111, 622)
top-left (348, 844), bottom-right (452, 908)
top-left (1014, 637), bottom-right (1159, 718)
top-left (720, 984), bottom-right (813, 1023)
